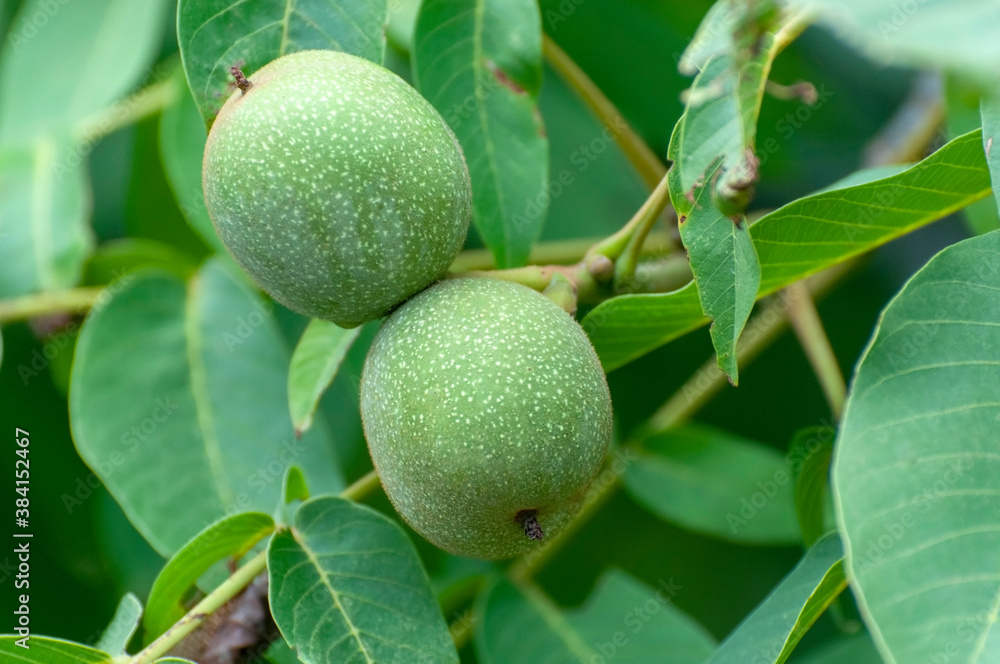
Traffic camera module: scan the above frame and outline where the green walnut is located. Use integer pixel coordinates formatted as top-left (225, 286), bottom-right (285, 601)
top-left (202, 50), bottom-right (471, 327)
top-left (360, 278), bottom-right (613, 559)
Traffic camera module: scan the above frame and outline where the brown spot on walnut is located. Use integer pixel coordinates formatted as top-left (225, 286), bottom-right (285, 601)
top-left (516, 509), bottom-right (544, 541)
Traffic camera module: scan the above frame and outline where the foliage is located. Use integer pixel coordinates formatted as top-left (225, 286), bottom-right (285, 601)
top-left (1, 0), bottom-right (998, 663)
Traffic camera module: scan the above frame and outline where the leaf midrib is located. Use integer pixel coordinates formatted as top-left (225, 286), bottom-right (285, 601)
top-left (515, 579), bottom-right (598, 661)
top-left (472, 0), bottom-right (513, 267)
top-left (184, 273), bottom-right (235, 507)
top-left (30, 138), bottom-right (56, 291)
top-left (295, 530), bottom-right (375, 664)
top-left (279, 0), bottom-right (295, 54)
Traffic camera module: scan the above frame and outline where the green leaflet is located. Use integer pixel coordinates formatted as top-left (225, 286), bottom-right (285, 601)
top-left (177, 0), bottom-right (389, 126)
top-left (413, 0), bottom-right (549, 268)
top-left (69, 259), bottom-right (342, 555)
top-left (268, 496), bottom-right (457, 664)
top-left (476, 571), bottom-right (715, 663)
top-left (584, 130), bottom-right (992, 371)
top-left (834, 230), bottom-right (1000, 663)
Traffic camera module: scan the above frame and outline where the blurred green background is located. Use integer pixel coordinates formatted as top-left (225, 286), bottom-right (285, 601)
top-left (0, 0), bottom-right (971, 659)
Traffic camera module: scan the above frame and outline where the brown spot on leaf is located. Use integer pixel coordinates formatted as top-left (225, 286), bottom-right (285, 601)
top-left (487, 60), bottom-right (525, 95)
top-left (533, 106), bottom-right (547, 138)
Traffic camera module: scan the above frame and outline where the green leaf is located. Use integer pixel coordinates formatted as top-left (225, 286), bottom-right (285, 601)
top-left (678, 0), bottom-right (740, 75)
top-left (385, 0), bottom-right (422, 53)
top-left (665, 1), bottom-right (797, 383)
top-left (263, 639), bottom-right (305, 664)
top-left (676, 160), bottom-right (760, 383)
top-left (0, 637), bottom-right (111, 663)
top-left (562, 571), bottom-right (716, 663)
top-left (664, 4), bottom-right (799, 381)
top-left (670, 7), bottom-right (790, 204)
top-left (623, 424), bottom-right (799, 544)
top-left (413, 0), bottom-right (549, 268)
top-left (795, 633), bottom-right (883, 664)
top-left (287, 319), bottom-right (363, 436)
top-left (791, 426), bottom-right (836, 547)
top-left (705, 532), bottom-right (847, 664)
top-left (83, 239), bottom-right (199, 285)
top-left (584, 130), bottom-right (993, 371)
top-left (0, 0), bottom-right (169, 145)
top-left (791, 0), bottom-right (1000, 81)
top-left (156, 659), bottom-right (198, 664)
top-left (96, 592), bottom-right (143, 655)
top-left (476, 572), bottom-right (715, 663)
top-left (69, 258), bottom-right (343, 555)
top-left (143, 512), bottom-right (275, 643)
top-left (477, 577), bottom-right (598, 662)
top-left (159, 66), bottom-right (225, 253)
top-left (833, 230), bottom-right (1000, 663)
top-left (981, 93), bottom-right (1000, 223)
top-left (268, 496), bottom-right (457, 664)
top-left (0, 140), bottom-right (92, 297)
top-left (944, 76), bottom-right (998, 235)
top-left (282, 466), bottom-right (310, 505)
top-left (177, 0), bottom-right (389, 125)
top-left (752, 133), bottom-right (989, 295)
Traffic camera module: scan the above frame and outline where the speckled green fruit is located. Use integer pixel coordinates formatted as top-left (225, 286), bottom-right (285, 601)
top-left (360, 278), bottom-right (613, 559)
top-left (203, 50), bottom-right (471, 327)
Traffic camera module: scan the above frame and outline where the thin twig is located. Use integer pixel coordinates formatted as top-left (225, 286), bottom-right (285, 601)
top-left (340, 469), bottom-right (381, 502)
top-left (862, 73), bottom-right (944, 168)
top-left (647, 263), bottom-right (851, 433)
top-left (75, 79), bottom-right (179, 144)
top-left (129, 469), bottom-right (381, 664)
top-left (0, 287), bottom-right (103, 324)
top-left (587, 171), bottom-right (672, 263)
top-left (450, 232), bottom-right (677, 272)
top-left (131, 549), bottom-right (268, 664)
top-left (449, 608), bottom-right (475, 651)
top-left (614, 174), bottom-right (672, 286)
top-left (542, 34), bottom-right (667, 190)
top-left (508, 463), bottom-right (619, 582)
top-left (786, 281), bottom-right (846, 419)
